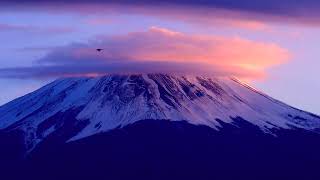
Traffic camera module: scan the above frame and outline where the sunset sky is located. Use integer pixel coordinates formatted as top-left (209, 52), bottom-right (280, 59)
top-left (0, 1), bottom-right (320, 114)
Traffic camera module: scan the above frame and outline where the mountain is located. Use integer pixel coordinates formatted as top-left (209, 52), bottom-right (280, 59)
top-left (1, 74), bottom-right (320, 180)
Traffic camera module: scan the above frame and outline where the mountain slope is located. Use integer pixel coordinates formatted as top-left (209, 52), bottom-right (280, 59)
top-left (1, 119), bottom-right (320, 180)
top-left (0, 74), bottom-right (319, 152)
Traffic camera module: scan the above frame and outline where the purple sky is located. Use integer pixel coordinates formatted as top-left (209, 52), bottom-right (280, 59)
top-left (0, 1), bottom-right (320, 114)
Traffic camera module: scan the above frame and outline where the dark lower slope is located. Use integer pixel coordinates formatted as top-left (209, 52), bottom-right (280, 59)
top-left (1, 118), bottom-right (320, 180)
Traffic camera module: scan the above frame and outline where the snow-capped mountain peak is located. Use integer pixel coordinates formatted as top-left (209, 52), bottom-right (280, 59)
top-left (0, 74), bottom-right (319, 150)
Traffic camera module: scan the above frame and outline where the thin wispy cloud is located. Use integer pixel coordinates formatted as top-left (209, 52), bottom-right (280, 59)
top-left (0, 23), bottom-right (75, 34)
top-left (1, 0), bottom-right (320, 27)
top-left (84, 18), bottom-right (114, 25)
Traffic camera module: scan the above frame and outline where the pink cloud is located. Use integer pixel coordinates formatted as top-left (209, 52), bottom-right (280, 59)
top-left (88, 26), bottom-right (290, 76)
top-left (225, 20), bottom-right (271, 31)
top-left (0, 27), bottom-right (291, 80)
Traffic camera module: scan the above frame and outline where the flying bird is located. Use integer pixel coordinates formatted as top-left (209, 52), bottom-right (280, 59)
top-left (96, 48), bottom-right (103, 52)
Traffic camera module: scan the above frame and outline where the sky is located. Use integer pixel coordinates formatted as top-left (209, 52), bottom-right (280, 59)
top-left (0, 0), bottom-right (319, 115)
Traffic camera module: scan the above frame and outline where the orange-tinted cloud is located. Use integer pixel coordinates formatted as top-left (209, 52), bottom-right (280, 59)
top-left (0, 27), bottom-right (291, 80)
top-left (73, 26), bottom-right (289, 77)
top-left (131, 26), bottom-right (288, 68)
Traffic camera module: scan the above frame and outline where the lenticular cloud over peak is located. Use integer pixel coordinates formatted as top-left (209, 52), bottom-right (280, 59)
top-left (0, 27), bottom-right (290, 80)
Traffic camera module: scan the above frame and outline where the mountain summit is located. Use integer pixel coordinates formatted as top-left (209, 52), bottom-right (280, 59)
top-left (1, 74), bottom-right (320, 180)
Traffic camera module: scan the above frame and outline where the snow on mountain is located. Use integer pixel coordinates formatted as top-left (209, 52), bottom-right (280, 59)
top-left (0, 74), bottom-right (319, 151)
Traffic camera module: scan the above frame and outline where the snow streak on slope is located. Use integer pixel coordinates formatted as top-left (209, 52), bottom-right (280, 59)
top-left (0, 74), bottom-right (319, 150)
